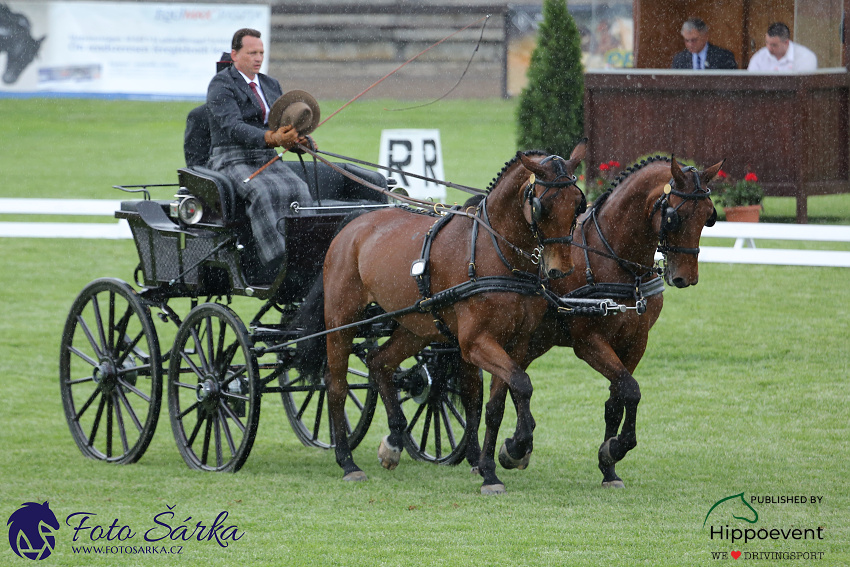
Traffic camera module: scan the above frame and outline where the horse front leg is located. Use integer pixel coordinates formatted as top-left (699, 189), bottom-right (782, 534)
top-left (574, 340), bottom-right (642, 488)
top-left (463, 337), bottom-right (535, 495)
top-left (597, 370), bottom-right (641, 488)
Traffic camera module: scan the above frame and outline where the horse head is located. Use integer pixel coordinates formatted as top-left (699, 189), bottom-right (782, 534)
top-left (0, 4), bottom-right (44, 85)
top-left (515, 140), bottom-right (587, 279)
top-left (655, 157), bottom-right (722, 288)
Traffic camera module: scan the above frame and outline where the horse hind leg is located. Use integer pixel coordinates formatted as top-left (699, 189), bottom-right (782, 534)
top-left (326, 327), bottom-right (367, 481)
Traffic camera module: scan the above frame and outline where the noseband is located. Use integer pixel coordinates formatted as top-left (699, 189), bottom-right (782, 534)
top-left (523, 155), bottom-right (587, 251)
top-left (653, 166), bottom-right (716, 257)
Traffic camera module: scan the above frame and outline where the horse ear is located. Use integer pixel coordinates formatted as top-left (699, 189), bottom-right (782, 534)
top-left (670, 155), bottom-right (687, 188)
top-left (701, 159), bottom-right (725, 185)
top-left (569, 138), bottom-right (587, 162)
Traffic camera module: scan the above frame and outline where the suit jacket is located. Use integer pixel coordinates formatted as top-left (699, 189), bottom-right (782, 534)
top-left (671, 43), bottom-right (737, 70)
top-left (206, 65), bottom-right (283, 150)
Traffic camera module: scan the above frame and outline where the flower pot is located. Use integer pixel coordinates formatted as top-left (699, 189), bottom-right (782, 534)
top-left (723, 204), bottom-right (761, 223)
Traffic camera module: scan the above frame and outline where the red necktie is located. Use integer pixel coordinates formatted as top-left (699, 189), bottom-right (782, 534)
top-left (248, 81), bottom-right (266, 123)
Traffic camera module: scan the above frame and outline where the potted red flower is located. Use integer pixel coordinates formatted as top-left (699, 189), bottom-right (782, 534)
top-left (715, 170), bottom-right (764, 222)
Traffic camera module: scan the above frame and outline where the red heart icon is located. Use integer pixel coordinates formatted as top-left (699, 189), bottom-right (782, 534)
top-left (731, 551), bottom-right (742, 559)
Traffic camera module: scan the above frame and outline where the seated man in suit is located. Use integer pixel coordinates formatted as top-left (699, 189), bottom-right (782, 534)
top-left (206, 28), bottom-right (316, 266)
top-left (672, 18), bottom-right (737, 70)
top-left (747, 22), bottom-right (817, 72)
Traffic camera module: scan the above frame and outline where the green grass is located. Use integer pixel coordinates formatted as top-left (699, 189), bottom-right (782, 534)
top-left (1, 99), bottom-right (849, 565)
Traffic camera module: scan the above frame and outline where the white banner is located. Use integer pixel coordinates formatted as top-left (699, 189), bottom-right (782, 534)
top-left (379, 129), bottom-right (446, 201)
top-left (0, 2), bottom-right (269, 98)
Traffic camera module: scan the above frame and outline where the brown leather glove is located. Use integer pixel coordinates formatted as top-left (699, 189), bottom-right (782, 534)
top-left (290, 135), bottom-right (317, 155)
top-left (264, 125), bottom-right (299, 149)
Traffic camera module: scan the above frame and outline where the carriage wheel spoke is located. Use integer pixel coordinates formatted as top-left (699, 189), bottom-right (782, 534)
top-left (431, 403), bottom-right (442, 457)
top-left (76, 315), bottom-right (103, 360)
top-left (204, 317), bottom-right (216, 370)
top-left (91, 296), bottom-right (108, 359)
top-left (220, 363), bottom-right (246, 390)
top-left (67, 346), bottom-right (99, 369)
top-left (115, 330), bottom-right (144, 368)
top-left (419, 407), bottom-right (433, 453)
top-left (439, 397), bottom-right (458, 449)
top-left (113, 392), bottom-right (130, 454)
top-left (106, 394), bottom-right (114, 458)
top-left (74, 384), bottom-right (103, 421)
top-left (296, 389), bottom-right (315, 421)
top-left (218, 407), bottom-right (237, 457)
top-left (112, 304), bottom-right (134, 354)
top-left (213, 411), bottom-right (224, 468)
top-left (220, 401), bottom-right (246, 433)
top-left (446, 397), bottom-right (466, 426)
top-left (311, 390), bottom-right (326, 441)
top-left (189, 327), bottom-right (210, 373)
top-left (215, 319), bottom-right (227, 370)
top-left (117, 376), bottom-right (151, 403)
top-left (116, 386), bottom-right (143, 433)
top-left (87, 393), bottom-right (107, 446)
top-left (66, 375), bottom-right (95, 386)
top-left (405, 402), bottom-right (426, 432)
top-left (107, 291), bottom-right (117, 353)
top-left (186, 412), bottom-right (206, 446)
top-left (346, 389), bottom-right (365, 411)
top-left (180, 351), bottom-right (206, 381)
top-left (200, 416), bottom-right (213, 465)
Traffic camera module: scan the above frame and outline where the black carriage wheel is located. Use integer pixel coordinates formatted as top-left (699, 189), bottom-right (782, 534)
top-left (279, 337), bottom-right (378, 450)
top-left (59, 278), bottom-right (162, 464)
top-left (168, 303), bottom-right (260, 472)
top-left (397, 345), bottom-right (481, 465)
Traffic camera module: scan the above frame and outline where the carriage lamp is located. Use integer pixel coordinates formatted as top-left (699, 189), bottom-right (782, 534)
top-left (177, 196), bottom-right (204, 225)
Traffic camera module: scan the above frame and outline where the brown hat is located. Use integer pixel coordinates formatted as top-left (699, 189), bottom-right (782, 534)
top-left (268, 90), bottom-right (321, 135)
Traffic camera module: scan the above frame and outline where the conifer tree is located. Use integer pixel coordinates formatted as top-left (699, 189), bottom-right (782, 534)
top-left (516, 0), bottom-right (584, 157)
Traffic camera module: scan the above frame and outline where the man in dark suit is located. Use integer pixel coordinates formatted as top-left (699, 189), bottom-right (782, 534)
top-left (205, 28), bottom-right (314, 266)
top-left (671, 18), bottom-right (737, 70)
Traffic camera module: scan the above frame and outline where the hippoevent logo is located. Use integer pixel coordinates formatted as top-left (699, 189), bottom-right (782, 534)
top-left (7, 502), bottom-right (245, 560)
top-left (704, 491), bottom-right (826, 561)
top-left (7, 502), bottom-right (60, 561)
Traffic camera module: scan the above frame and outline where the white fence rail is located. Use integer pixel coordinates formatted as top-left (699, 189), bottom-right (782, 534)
top-left (2, 199), bottom-right (850, 267)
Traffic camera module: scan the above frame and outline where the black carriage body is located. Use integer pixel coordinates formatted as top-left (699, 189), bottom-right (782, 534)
top-left (116, 161), bottom-right (388, 301)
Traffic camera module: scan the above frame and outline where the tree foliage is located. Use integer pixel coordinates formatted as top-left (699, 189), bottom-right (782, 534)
top-left (516, 0), bottom-right (584, 157)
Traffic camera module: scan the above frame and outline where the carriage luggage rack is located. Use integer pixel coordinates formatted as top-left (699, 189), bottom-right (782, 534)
top-left (113, 183), bottom-right (179, 201)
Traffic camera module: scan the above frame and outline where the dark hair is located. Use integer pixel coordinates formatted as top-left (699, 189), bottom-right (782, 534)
top-left (232, 28), bottom-right (261, 51)
top-left (766, 22), bottom-right (791, 40)
top-left (682, 18), bottom-right (708, 34)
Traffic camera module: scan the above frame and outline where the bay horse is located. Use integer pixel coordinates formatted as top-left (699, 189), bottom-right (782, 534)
top-left (322, 143), bottom-right (587, 493)
top-left (0, 4), bottom-right (45, 85)
top-left (492, 156), bottom-right (721, 488)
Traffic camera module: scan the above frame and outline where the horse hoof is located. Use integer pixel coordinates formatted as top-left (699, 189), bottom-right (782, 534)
top-left (343, 471), bottom-right (367, 482)
top-left (377, 435), bottom-right (402, 470)
top-left (601, 480), bottom-right (625, 489)
top-left (498, 441), bottom-right (531, 470)
top-left (598, 437), bottom-right (616, 468)
top-left (480, 483), bottom-right (506, 495)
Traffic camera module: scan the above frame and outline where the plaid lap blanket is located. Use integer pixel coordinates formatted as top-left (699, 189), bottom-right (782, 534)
top-left (208, 146), bottom-right (313, 265)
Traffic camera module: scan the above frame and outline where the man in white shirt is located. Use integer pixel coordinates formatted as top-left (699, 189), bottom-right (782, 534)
top-left (747, 22), bottom-right (817, 72)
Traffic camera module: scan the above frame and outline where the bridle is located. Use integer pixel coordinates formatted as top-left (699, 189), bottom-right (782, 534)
top-left (473, 154), bottom-right (586, 280)
top-left (652, 165), bottom-right (717, 257)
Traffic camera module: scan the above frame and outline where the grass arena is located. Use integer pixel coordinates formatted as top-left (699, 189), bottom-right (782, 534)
top-left (1, 98), bottom-right (848, 565)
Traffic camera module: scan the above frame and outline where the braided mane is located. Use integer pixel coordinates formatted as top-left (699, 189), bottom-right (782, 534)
top-left (485, 149), bottom-right (549, 193)
top-left (593, 155), bottom-right (671, 213)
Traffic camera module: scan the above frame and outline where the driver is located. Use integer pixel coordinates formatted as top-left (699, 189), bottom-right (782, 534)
top-left (206, 28), bottom-right (318, 266)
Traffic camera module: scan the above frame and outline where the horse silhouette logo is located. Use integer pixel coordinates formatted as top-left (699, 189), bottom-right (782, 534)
top-left (0, 3), bottom-right (46, 85)
top-left (703, 492), bottom-right (759, 528)
top-left (7, 502), bottom-right (60, 560)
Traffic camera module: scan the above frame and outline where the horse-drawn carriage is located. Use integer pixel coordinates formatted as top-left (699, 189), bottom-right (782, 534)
top-left (59, 136), bottom-right (720, 493)
top-left (59, 158), bottom-right (480, 472)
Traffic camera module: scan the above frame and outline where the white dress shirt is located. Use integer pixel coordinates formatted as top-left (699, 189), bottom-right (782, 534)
top-left (747, 41), bottom-right (818, 72)
top-left (237, 69), bottom-right (271, 123)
